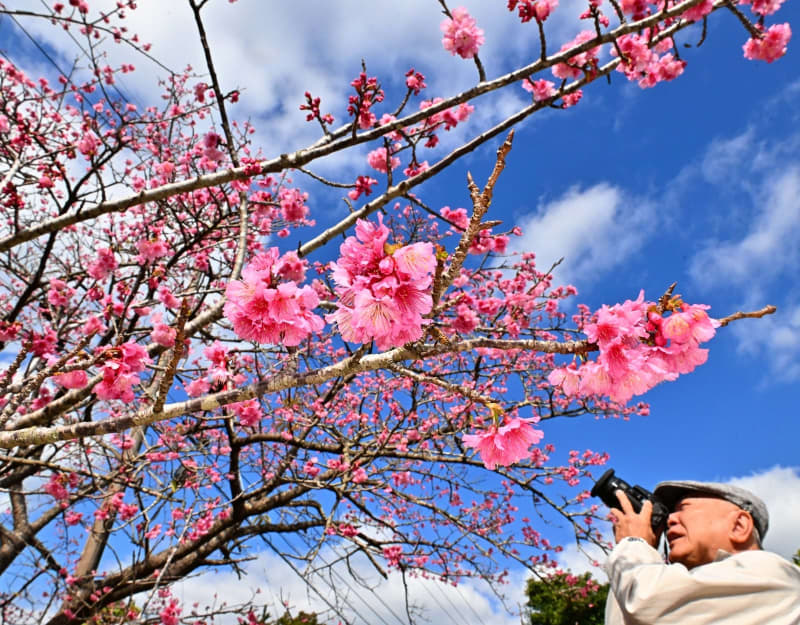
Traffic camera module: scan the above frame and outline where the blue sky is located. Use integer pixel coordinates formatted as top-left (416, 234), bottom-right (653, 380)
top-left (1, 0), bottom-right (798, 622)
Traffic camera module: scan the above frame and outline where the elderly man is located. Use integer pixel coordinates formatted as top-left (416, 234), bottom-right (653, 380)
top-left (605, 479), bottom-right (800, 624)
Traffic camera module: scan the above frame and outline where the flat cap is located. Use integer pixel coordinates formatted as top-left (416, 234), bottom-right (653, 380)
top-left (654, 480), bottom-right (769, 539)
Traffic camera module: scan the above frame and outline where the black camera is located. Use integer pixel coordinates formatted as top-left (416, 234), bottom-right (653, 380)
top-left (591, 469), bottom-right (669, 534)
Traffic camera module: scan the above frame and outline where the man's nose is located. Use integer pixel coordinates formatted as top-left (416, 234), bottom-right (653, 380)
top-left (667, 511), bottom-right (679, 526)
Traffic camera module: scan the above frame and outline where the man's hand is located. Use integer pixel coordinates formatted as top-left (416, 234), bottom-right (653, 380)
top-left (610, 490), bottom-right (658, 547)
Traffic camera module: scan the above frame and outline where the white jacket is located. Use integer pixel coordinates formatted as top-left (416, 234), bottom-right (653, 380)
top-left (605, 537), bottom-right (800, 624)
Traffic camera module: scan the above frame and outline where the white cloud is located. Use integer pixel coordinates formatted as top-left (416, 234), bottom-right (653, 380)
top-left (689, 165), bottom-right (800, 291)
top-left (510, 183), bottom-right (655, 286)
top-left (727, 465), bottom-right (800, 561)
top-left (728, 302), bottom-right (800, 383)
top-left (700, 128), bottom-right (756, 184)
top-left (1, 0), bottom-right (595, 183)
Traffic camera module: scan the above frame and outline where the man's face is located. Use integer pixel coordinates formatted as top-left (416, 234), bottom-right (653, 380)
top-left (665, 496), bottom-right (742, 568)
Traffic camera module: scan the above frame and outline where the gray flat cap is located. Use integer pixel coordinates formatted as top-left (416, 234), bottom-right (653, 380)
top-left (654, 480), bottom-right (769, 540)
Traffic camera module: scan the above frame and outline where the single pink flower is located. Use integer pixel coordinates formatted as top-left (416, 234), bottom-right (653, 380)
top-left (548, 365), bottom-right (580, 397)
top-left (54, 370), bottom-right (89, 389)
top-left (367, 147), bottom-right (400, 173)
top-left (392, 242), bottom-right (436, 282)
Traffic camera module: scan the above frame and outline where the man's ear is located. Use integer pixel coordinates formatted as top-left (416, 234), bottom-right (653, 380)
top-left (728, 509), bottom-right (756, 548)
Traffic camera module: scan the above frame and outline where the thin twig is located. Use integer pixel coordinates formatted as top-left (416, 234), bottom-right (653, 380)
top-left (716, 305), bottom-right (777, 327)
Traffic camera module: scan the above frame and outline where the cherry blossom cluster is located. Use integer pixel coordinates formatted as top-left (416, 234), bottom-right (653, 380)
top-left (509, 0), bottom-right (559, 23)
top-left (440, 206), bottom-right (510, 255)
top-left (613, 32), bottom-right (686, 89)
top-left (327, 217), bottom-right (437, 350)
top-left (299, 90), bottom-right (334, 125)
top-left (443, 1), bottom-right (792, 99)
top-left (743, 23), bottom-right (792, 62)
top-left (441, 7), bottom-right (485, 59)
top-left (548, 292), bottom-right (718, 404)
top-left (224, 248), bottom-right (324, 346)
top-left (94, 342), bottom-right (151, 402)
top-left (362, 98), bottom-right (473, 177)
top-left (347, 72), bottom-right (385, 130)
top-left (348, 175), bottom-right (378, 201)
top-left (184, 340), bottom-right (245, 397)
top-left (463, 415), bottom-right (545, 469)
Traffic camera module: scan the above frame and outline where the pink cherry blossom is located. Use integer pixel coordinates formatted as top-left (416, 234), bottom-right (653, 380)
top-left (420, 98), bottom-right (474, 131)
top-left (121, 342), bottom-right (150, 372)
top-left (31, 328), bottom-right (58, 356)
top-left (405, 68), bottom-right (426, 94)
top-left (328, 217), bottom-right (436, 350)
top-left (150, 313), bottom-right (177, 347)
top-left (83, 315), bottom-right (106, 335)
top-left (452, 303), bottom-right (479, 334)
top-left (510, 0), bottom-right (559, 22)
top-left (158, 285), bottom-right (180, 309)
top-left (275, 250), bottom-right (308, 283)
top-left (185, 378), bottom-right (210, 397)
top-left (523, 78), bottom-right (556, 102)
top-left (201, 131), bottom-right (225, 162)
top-left (65, 510), bottom-right (83, 526)
top-left (95, 365), bottom-right (140, 402)
top-left (224, 248), bottom-right (324, 346)
top-left (278, 187), bottom-right (309, 222)
top-left (550, 295), bottom-right (718, 403)
top-left (739, 0), bottom-right (785, 15)
top-left (203, 340), bottom-right (229, 369)
top-left (77, 130), bottom-right (100, 157)
top-left (136, 238), bottom-right (169, 264)
top-left (367, 147), bottom-right (400, 173)
top-left (441, 7), bottom-right (484, 59)
top-left (553, 31), bottom-right (599, 80)
top-left (620, 0), bottom-right (649, 17)
top-left (54, 370), bottom-right (89, 389)
top-left (47, 278), bottom-right (74, 307)
top-left (743, 23), bottom-right (791, 62)
top-left (348, 175), bottom-right (378, 201)
top-left (232, 399), bottom-right (262, 428)
top-left (87, 247), bottom-right (117, 280)
top-left (463, 417), bottom-right (544, 470)
top-left (681, 0), bottom-right (714, 21)
top-left (440, 206), bottom-right (469, 229)
top-left (392, 243), bottom-right (437, 282)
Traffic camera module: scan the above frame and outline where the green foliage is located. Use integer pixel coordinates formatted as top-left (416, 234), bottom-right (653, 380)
top-left (239, 609), bottom-right (325, 625)
top-left (793, 549), bottom-right (800, 567)
top-left (524, 571), bottom-right (608, 625)
top-left (271, 610), bottom-right (323, 625)
top-left (82, 602), bottom-right (139, 624)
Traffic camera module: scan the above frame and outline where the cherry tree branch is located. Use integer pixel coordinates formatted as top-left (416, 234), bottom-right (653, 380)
top-left (0, 0), bottom-right (723, 256)
top-left (716, 304), bottom-right (777, 327)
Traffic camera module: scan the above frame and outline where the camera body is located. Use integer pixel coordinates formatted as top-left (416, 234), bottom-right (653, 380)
top-left (591, 468), bottom-right (669, 534)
